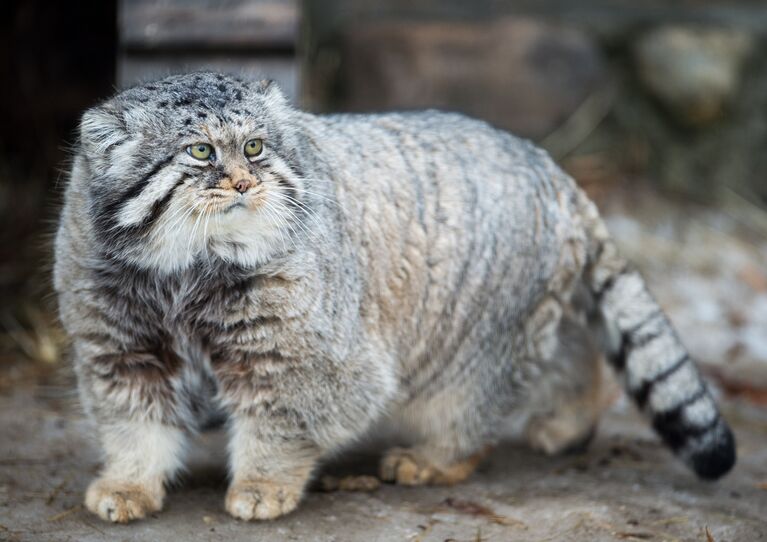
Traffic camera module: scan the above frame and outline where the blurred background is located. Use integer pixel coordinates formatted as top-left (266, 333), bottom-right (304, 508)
top-left (1, 0), bottom-right (766, 402)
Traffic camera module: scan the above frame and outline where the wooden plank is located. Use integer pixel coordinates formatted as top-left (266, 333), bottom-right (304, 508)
top-left (117, 54), bottom-right (299, 102)
top-left (306, 0), bottom-right (767, 40)
top-left (119, 0), bottom-right (299, 50)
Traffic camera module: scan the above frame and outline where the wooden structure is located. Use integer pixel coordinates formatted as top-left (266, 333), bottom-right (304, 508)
top-left (118, 0), bottom-right (299, 101)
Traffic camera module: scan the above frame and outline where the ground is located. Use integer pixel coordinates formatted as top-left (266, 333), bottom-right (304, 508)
top-left (1, 185), bottom-right (766, 541)
top-left (1, 387), bottom-right (766, 542)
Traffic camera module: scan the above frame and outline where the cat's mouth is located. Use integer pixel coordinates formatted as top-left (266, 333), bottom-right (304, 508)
top-left (223, 200), bottom-right (247, 213)
top-left (201, 190), bottom-right (264, 214)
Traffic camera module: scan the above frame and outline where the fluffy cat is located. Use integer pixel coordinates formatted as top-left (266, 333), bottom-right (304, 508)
top-left (54, 72), bottom-right (735, 523)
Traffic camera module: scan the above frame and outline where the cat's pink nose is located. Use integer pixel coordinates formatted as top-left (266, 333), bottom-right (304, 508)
top-left (234, 179), bottom-right (251, 193)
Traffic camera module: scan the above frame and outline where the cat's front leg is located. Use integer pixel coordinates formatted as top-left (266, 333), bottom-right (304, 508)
top-left (213, 346), bottom-right (392, 521)
top-left (84, 420), bottom-right (185, 523)
top-left (214, 354), bottom-right (322, 521)
top-left (224, 415), bottom-right (320, 521)
top-left (76, 346), bottom-right (188, 523)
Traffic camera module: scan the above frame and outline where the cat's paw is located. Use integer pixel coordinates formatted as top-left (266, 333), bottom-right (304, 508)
top-left (526, 413), bottom-right (597, 455)
top-left (84, 477), bottom-right (164, 523)
top-left (225, 480), bottom-right (303, 521)
top-left (380, 447), bottom-right (484, 486)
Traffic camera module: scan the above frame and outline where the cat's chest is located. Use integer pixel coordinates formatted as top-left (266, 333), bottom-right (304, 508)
top-left (163, 271), bottom-right (322, 357)
top-left (100, 262), bottom-right (323, 364)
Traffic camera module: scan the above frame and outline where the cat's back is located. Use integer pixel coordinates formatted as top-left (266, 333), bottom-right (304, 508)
top-left (310, 109), bottom-right (570, 215)
top-left (310, 107), bottom-right (581, 260)
top-left (306, 109), bottom-right (585, 358)
top-left (313, 109), bottom-right (537, 170)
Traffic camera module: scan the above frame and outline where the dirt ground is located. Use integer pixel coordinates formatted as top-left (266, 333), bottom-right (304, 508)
top-left (1, 186), bottom-right (766, 541)
top-left (0, 384), bottom-right (765, 542)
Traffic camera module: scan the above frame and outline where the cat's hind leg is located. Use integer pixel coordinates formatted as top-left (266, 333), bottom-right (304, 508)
top-left (524, 315), bottom-right (611, 455)
top-left (380, 445), bottom-right (489, 486)
top-left (379, 389), bottom-right (494, 486)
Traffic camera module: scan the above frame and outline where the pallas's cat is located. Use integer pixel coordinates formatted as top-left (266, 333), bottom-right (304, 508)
top-left (54, 73), bottom-right (735, 523)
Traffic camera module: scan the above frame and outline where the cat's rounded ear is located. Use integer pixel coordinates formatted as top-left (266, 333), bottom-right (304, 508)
top-left (79, 105), bottom-right (126, 159)
top-left (256, 79), bottom-right (289, 108)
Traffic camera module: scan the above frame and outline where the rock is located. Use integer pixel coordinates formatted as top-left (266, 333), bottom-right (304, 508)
top-left (634, 26), bottom-right (753, 126)
top-left (339, 17), bottom-right (607, 140)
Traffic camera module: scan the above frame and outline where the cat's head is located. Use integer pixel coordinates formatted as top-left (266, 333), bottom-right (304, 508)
top-left (74, 72), bottom-right (315, 273)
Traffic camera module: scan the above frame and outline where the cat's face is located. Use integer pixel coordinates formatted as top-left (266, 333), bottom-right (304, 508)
top-left (77, 72), bottom-right (311, 272)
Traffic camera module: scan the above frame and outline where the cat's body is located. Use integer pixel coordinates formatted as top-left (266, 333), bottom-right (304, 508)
top-left (54, 73), bottom-right (735, 523)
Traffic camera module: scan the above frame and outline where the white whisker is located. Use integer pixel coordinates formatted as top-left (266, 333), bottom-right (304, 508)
top-left (186, 201), bottom-right (207, 256)
top-left (269, 197), bottom-right (325, 247)
top-left (260, 201), bottom-right (290, 254)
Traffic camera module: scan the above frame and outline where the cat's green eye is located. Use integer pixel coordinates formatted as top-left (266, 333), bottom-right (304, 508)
top-left (187, 143), bottom-right (213, 161)
top-left (244, 138), bottom-right (264, 158)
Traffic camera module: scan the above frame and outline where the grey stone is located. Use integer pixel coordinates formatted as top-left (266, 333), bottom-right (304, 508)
top-left (634, 26), bottom-right (754, 126)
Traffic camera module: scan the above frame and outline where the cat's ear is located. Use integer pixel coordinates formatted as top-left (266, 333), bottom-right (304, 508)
top-left (257, 79), bottom-right (289, 108)
top-left (257, 78), bottom-right (279, 93)
top-left (79, 105), bottom-right (127, 159)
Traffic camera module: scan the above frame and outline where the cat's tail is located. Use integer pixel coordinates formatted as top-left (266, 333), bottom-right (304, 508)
top-left (577, 194), bottom-right (735, 480)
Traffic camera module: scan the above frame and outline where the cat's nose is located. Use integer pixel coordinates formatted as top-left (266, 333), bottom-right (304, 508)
top-left (234, 179), bottom-right (251, 194)
top-left (225, 166), bottom-right (256, 193)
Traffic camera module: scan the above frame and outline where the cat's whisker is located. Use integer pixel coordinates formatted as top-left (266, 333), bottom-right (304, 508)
top-left (271, 191), bottom-right (321, 221)
top-left (259, 200), bottom-right (290, 254)
top-left (156, 202), bottom-right (198, 256)
top-left (163, 195), bottom-right (198, 233)
top-left (271, 204), bottom-right (297, 254)
top-left (271, 202), bottom-right (301, 253)
top-left (292, 184), bottom-right (341, 207)
top-left (186, 201), bottom-right (208, 255)
top-left (271, 186), bottom-right (325, 219)
top-left (201, 203), bottom-right (215, 263)
top-left (169, 202), bottom-right (198, 238)
top-left (269, 193), bottom-right (323, 233)
top-left (159, 206), bottom-right (185, 232)
top-left (268, 197), bottom-right (321, 245)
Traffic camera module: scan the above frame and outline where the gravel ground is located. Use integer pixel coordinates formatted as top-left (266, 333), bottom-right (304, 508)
top-left (1, 187), bottom-right (766, 541)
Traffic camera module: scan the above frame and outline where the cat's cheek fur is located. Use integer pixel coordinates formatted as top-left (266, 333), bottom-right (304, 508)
top-left (131, 198), bottom-right (286, 273)
top-left (114, 166), bottom-right (186, 228)
top-left (207, 207), bottom-right (286, 269)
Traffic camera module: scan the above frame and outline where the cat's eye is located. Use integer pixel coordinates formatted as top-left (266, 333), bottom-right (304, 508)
top-left (244, 138), bottom-right (264, 159)
top-left (187, 143), bottom-right (214, 161)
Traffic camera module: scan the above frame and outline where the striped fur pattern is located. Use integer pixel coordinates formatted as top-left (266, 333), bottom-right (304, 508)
top-left (579, 200), bottom-right (736, 479)
top-left (54, 73), bottom-right (735, 523)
